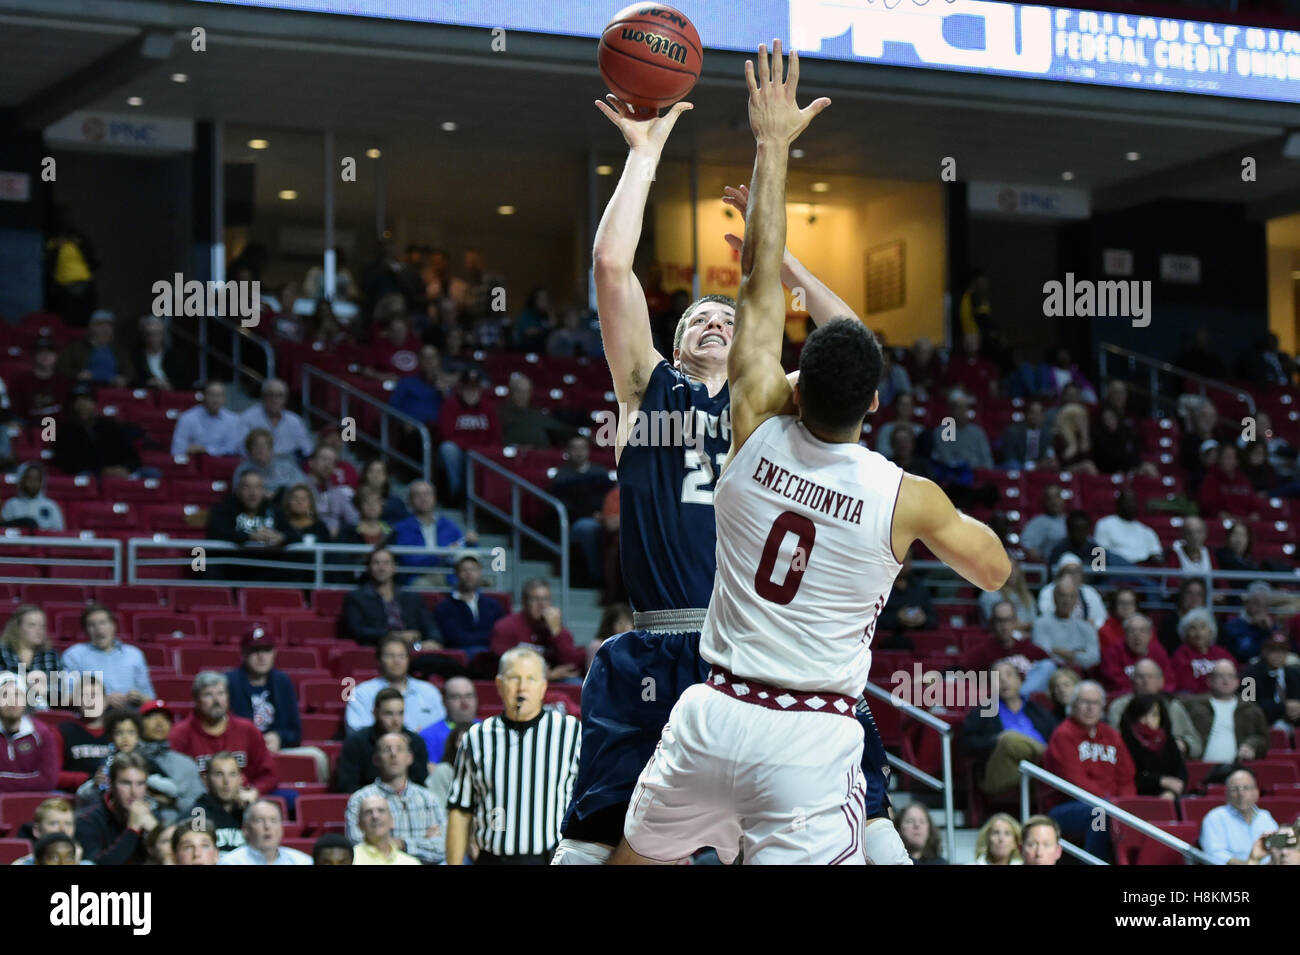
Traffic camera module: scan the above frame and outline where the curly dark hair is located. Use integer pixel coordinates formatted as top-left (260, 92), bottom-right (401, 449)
top-left (797, 318), bottom-right (883, 433)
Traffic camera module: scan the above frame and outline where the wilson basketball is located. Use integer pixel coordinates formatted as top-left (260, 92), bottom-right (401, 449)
top-left (598, 3), bottom-right (702, 115)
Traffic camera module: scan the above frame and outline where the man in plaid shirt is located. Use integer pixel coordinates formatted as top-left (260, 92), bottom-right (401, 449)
top-left (345, 732), bottom-right (445, 864)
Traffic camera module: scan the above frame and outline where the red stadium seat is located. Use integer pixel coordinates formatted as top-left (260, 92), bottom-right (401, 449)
top-left (169, 587), bottom-right (234, 610)
top-left (1184, 761), bottom-right (1215, 792)
top-left (312, 590), bottom-right (346, 617)
top-left (241, 590), bottom-right (306, 615)
top-left (274, 647), bottom-right (322, 670)
top-left (1259, 797), bottom-right (1300, 825)
top-left (300, 679), bottom-right (347, 713)
top-left (1245, 759), bottom-right (1300, 792)
top-left (273, 752), bottom-right (319, 784)
top-left (0, 839), bottom-right (32, 865)
top-left (295, 794), bottom-right (349, 833)
top-left (95, 585), bottom-right (164, 609)
top-left (330, 648), bottom-right (375, 679)
top-left (1179, 796), bottom-right (1218, 825)
top-left (152, 676), bottom-right (194, 699)
top-left (206, 616), bottom-right (277, 643)
top-left (134, 613), bottom-right (203, 640)
top-left (1117, 821), bottom-right (1201, 866)
top-left (76, 502), bottom-right (143, 532)
top-left (300, 713), bottom-right (343, 740)
top-left (174, 646), bottom-right (241, 673)
top-left (283, 617), bottom-right (339, 644)
top-left (198, 455), bottom-right (244, 482)
top-left (21, 583), bottom-right (89, 605)
top-left (100, 477), bottom-right (166, 503)
top-left (0, 792), bottom-right (65, 830)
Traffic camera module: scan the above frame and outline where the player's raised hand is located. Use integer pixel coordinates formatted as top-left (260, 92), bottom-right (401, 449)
top-left (594, 95), bottom-right (693, 152)
top-left (745, 40), bottom-right (830, 146)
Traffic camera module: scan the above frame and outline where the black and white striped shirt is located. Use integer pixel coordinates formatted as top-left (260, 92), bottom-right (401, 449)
top-left (447, 709), bottom-right (581, 857)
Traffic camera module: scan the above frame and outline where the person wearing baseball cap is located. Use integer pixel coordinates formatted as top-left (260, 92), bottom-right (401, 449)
top-left (436, 366), bottom-right (500, 504)
top-left (1242, 631), bottom-right (1300, 731)
top-left (8, 336), bottom-right (71, 424)
top-left (55, 308), bottom-right (134, 388)
top-left (137, 699), bottom-right (204, 815)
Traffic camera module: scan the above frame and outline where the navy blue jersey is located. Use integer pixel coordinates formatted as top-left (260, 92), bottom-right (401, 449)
top-left (618, 361), bottom-right (731, 612)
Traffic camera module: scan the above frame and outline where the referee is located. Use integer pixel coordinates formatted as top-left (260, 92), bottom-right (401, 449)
top-left (446, 646), bottom-right (581, 864)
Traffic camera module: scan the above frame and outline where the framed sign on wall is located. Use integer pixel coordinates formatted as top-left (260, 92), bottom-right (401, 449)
top-left (866, 240), bottom-right (906, 316)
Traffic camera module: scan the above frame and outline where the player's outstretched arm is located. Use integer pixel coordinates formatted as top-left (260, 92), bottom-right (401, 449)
top-left (722, 183), bottom-right (859, 327)
top-left (729, 41), bottom-right (831, 454)
top-left (893, 473), bottom-right (1011, 593)
top-left (591, 97), bottom-right (692, 408)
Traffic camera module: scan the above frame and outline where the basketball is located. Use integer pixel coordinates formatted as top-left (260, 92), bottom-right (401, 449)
top-left (598, 3), bottom-right (702, 115)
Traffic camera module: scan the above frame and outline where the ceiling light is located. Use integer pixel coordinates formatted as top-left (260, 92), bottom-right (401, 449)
top-left (596, 164), bottom-right (613, 176)
top-left (126, 96), bottom-right (143, 107)
top-left (278, 190), bottom-right (298, 200)
top-left (1126, 151), bottom-right (1141, 161)
top-left (441, 121), bottom-right (458, 132)
top-left (366, 148), bottom-right (381, 159)
top-left (170, 73), bottom-right (188, 84)
top-left (791, 148), bottom-right (805, 159)
top-left (248, 139), bottom-right (269, 150)
top-left (1061, 171), bottom-right (1075, 181)
top-left (497, 205), bottom-right (515, 215)
top-left (810, 181), bottom-right (830, 192)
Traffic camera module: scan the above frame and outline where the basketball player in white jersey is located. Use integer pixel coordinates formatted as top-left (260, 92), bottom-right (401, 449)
top-left (613, 41), bottom-right (1011, 865)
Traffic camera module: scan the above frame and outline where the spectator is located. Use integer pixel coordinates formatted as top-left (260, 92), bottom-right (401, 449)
top-left (1171, 608), bottom-right (1237, 694)
top-left (1051, 403), bottom-right (1098, 475)
top-left (1, 462), bottom-right (64, 530)
top-left (887, 423), bottom-right (932, 480)
top-left (168, 672), bottom-right (279, 794)
top-left (437, 368), bottom-right (501, 503)
top-left (1036, 555), bottom-right (1107, 627)
top-left (169, 382), bottom-right (240, 458)
top-left (877, 550), bottom-right (937, 649)
top-left (1216, 520), bottom-right (1265, 574)
top-left (546, 306), bottom-right (601, 358)
top-left (365, 314), bottom-right (421, 382)
top-left (957, 599), bottom-right (1051, 692)
top-left (873, 339), bottom-right (911, 408)
top-left (550, 435), bottom-right (614, 588)
top-left (1223, 581), bottom-right (1277, 662)
top-left (192, 751), bottom-right (249, 854)
top-left (225, 628), bottom-right (322, 773)
top-left (1167, 516), bottom-right (1215, 585)
top-left (390, 345), bottom-right (445, 433)
top-left (1020, 815), bottom-right (1063, 866)
top-left (391, 481), bottom-right (477, 582)
top-left (1199, 769), bottom-right (1279, 865)
top-left (1250, 410), bottom-right (1300, 481)
top-left (335, 486), bottom-right (395, 550)
top-left (314, 428), bottom-right (359, 487)
top-left (512, 288), bottom-right (554, 352)
top-left (206, 471), bottom-right (299, 553)
top-left (337, 688), bottom-right (430, 792)
top-left (873, 391), bottom-right (924, 460)
top-left (1240, 332), bottom-right (1296, 386)
top-left (9, 337), bottom-right (70, 425)
top-left (446, 647), bottom-right (581, 865)
top-left (232, 427), bottom-right (306, 498)
top-left (53, 385), bottom-right (142, 477)
top-left (61, 605), bottom-right (153, 707)
top-left (312, 834), bottom-right (354, 865)
top-left (356, 458), bottom-right (408, 523)
top-left (931, 387), bottom-right (993, 473)
top-left (56, 310), bottom-right (134, 387)
top-left (1092, 404), bottom-right (1149, 476)
top-left (1241, 441), bottom-right (1278, 494)
top-left (352, 793), bottom-right (421, 865)
top-left (131, 315), bottom-right (194, 391)
top-left (1262, 828), bottom-right (1300, 866)
top-left (435, 554), bottom-right (507, 664)
top-left (959, 660), bottom-right (1058, 795)
top-left (74, 752), bottom-right (156, 865)
top-left (343, 547), bottom-right (439, 647)
top-left (0, 606), bottom-right (60, 708)
top-left (173, 824), bottom-right (220, 866)
top-left (588, 603), bottom-right (633, 674)
top-left (1045, 668), bottom-right (1081, 722)
top-left (1184, 660), bottom-right (1270, 766)
top-left (896, 803), bottom-right (948, 865)
top-left (136, 700), bottom-right (204, 818)
top-left (11, 798), bottom-right (91, 865)
top-left (1099, 614), bottom-right (1173, 695)
top-left (499, 373), bottom-right (576, 449)
top-left (31, 833), bottom-right (79, 866)
top-left (1199, 445), bottom-right (1259, 521)
top-left (999, 399), bottom-right (1054, 470)
top-left (297, 448), bottom-right (357, 538)
top-left (1242, 633), bottom-right (1300, 731)
top-left (977, 560), bottom-right (1036, 630)
top-left (1045, 509), bottom-right (1100, 579)
top-left (0, 671), bottom-right (59, 792)
top-left (1093, 490), bottom-right (1162, 565)
top-left (972, 813), bottom-right (1023, 865)
top-left (490, 578), bottom-right (584, 681)
top-left (279, 483), bottom-right (333, 552)
top-left (237, 378), bottom-right (313, 459)
top-left (58, 675), bottom-right (109, 775)
top-left (1019, 485), bottom-right (1067, 565)
top-left (943, 331), bottom-right (998, 402)
top-left (418, 676), bottom-right (479, 769)
top-left (1107, 659), bottom-right (1203, 759)
top-left (219, 799), bottom-right (313, 865)
top-left (1097, 588), bottom-right (1138, 656)
top-left (346, 732), bottom-right (445, 864)
top-left (1159, 577), bottom-right (1209, 656)
top-left (902, 336), bottom-right (942, 403)
top-left (74, 710), bottom-right (179, 822)
top-left (1118, 693), bottom-right (1187, 801)
top-left (1042, 680), bottom-right (1135, 861)
top-left (344, 636), bottom-right (446, 734)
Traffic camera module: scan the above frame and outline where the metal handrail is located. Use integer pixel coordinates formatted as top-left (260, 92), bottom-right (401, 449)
top-left (126, 538), bottom-right (489, 591)
top-left (1018, 760), bottom-right (1214, 865)
top-left (172, 314), bottom-right (275, 388)
top-left (1099, 342), bottom-right (1255, 419)
top-left (861, 681), bottom-right (956, 863)
top-left (0, 535), bottom-right (123, 585)
top-left (300, 364), bottom-right (432, 482)
top-left (465, 450), bottom-right (570, 621)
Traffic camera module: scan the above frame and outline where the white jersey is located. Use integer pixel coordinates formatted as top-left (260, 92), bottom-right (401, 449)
top-left (700, 415), bottom-right (905, 698)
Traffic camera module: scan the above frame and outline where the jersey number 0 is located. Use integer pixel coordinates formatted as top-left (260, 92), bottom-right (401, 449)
top-left (754, 510), bottom-right (817, 605)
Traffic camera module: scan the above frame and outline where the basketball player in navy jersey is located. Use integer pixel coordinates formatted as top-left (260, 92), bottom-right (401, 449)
top-left (552, 88), bottom-right (903, 865)
top-left (614, 40), bottom-right (1010, 865)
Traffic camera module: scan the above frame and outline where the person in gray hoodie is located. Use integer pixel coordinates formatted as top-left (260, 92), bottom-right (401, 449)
top-left (1, 462), bottom-right (64, 530)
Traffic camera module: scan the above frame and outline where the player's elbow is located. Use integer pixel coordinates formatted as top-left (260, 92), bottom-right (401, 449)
top-left (592, 247), bottom-right (630, 280)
